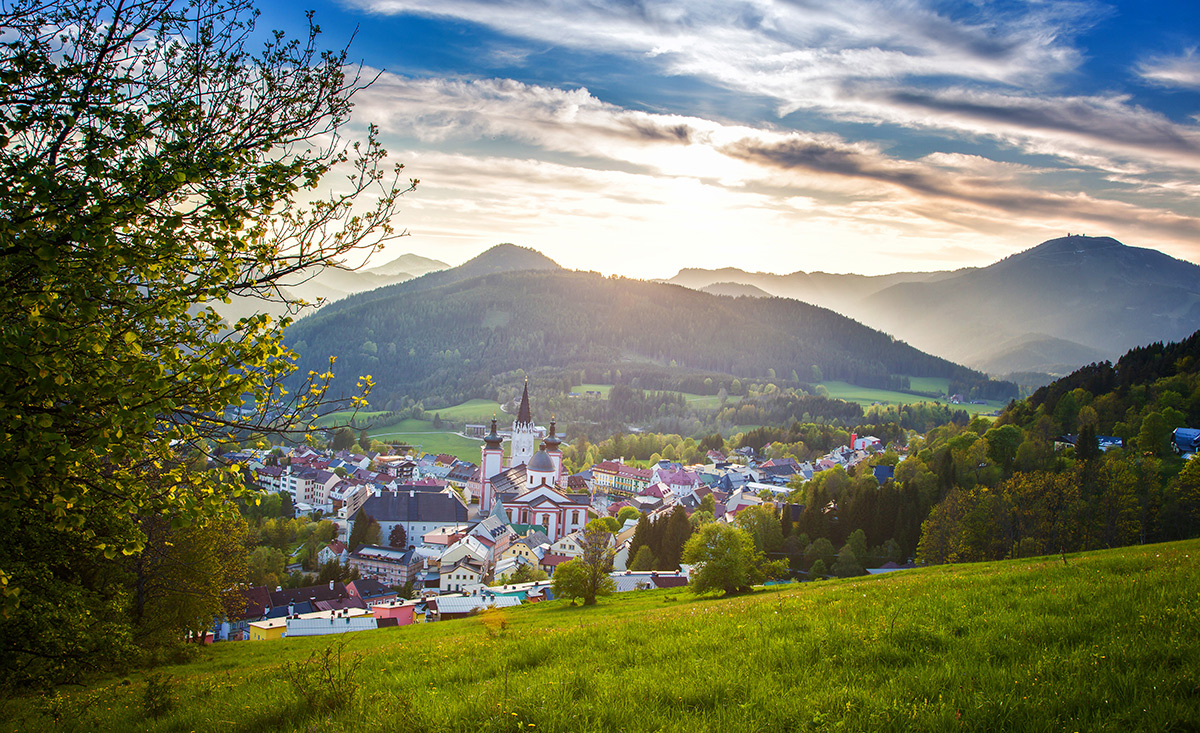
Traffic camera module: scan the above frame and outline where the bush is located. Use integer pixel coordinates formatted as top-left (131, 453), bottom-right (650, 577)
top-left (142, 672), bottom-right (175, 719)
top-left (281, 637), bottom-right (362, 715)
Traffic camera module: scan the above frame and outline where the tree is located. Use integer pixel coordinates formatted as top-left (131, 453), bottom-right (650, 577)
top-left (552, 526), bottom-right (615, 606)
top-left (682, 523), bottom-right (760, 595)
top-left (627, 514), bottom-right (651, 564)
top-left (331, 428), bottom-right (356, 452)
top-left (630, 546), bottom-right (655, 571)
top-left (0, 0), bottom-right (412, 683)
top-left (590, 516), bottom-right (620, 533)
top-left (734, 504), bottom-right (783, 555)
top-left (832, 543), bottom-right (865, 578)
top-left (616, 506), bottom-right (641, 525)
top-left (248, 546), bottom-right (287, 587)
top-left (348, 509), bottom-right (378, 551)
top-left (388, 524), bottom-right (409, 550)
top-left (657, 505), bottom-right (693, 570)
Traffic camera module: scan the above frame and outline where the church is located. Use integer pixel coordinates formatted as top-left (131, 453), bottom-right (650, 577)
top-left (479, 380), bottom-right (589, 543)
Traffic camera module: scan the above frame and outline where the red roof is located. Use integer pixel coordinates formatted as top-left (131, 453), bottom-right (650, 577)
top-left (540, 554), bottom-right (572, 567)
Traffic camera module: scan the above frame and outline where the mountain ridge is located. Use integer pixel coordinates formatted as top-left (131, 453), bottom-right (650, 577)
top-left (287, 247), bottom-right (1009, 408)
top-left (666, 235), bottom-right (1200, 377)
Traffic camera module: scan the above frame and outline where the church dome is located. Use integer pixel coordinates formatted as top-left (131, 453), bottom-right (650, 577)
top-left (528, 450), bottom-right (555, 473)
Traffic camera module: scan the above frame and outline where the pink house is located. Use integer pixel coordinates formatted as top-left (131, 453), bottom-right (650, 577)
top-left (371, 600), bottom-right (417, 626)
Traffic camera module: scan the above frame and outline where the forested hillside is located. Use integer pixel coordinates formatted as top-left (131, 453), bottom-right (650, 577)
top-left (286, 260), bottom-right (1008, 409)
top-left (910, 329), bottom-right (1200, 564)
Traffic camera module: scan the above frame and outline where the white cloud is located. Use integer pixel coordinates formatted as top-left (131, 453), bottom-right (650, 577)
top-left (344, 0), bottom-right (1200, 178)
top-left (343, 73), bottom-right (1200, 274)
top-left (1138, 49), bottom-right (1200, 91)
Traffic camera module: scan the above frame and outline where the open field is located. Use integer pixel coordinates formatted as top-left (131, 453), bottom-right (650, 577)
top-left (575, 383), bottom-right (613, 397)
top-left (819, 381), bottom-right (1001, 416)
top-left (906, 376), bottom-right (950, 394)
top-left (364, 419), bottom-right (481, 462)
top-left (426, 399), bottom-right (505, 423)
top-left (10, 540), bottom-right (1196, 732)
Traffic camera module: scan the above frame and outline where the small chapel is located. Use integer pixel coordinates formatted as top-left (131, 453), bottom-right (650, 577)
top-left (478, 380), bottom-right (589, 542)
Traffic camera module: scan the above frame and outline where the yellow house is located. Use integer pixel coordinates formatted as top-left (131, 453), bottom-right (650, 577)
top-left (248, 617), bottom-right (287, 641)
top-left (500, 539), bottom-right (539, 565)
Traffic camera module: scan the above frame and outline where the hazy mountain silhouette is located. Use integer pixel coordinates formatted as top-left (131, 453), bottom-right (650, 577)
top-left (667, 236), bottom-right (1200, 376)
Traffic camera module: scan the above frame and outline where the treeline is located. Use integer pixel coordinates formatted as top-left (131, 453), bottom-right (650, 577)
top-left (913, 329), bottom-right (1200, 565)
top-left (918, 455), bottom-right (1199, 564)
top-left (285, 269), bottom-right (998, 408)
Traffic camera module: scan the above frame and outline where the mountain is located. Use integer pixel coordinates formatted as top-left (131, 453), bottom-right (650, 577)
top-left (699, 282), bottom-right (772, 298)
top-left (361, 253), bottom-right (448, 279)
top-left (217, 251), bottom-right (450, 323)
top-left (667, 236), bottom-right (1200, 377)
top-left (666, 267), bottom-right (955, 319)
top-left (285, 245), bottom-right (1007, 408)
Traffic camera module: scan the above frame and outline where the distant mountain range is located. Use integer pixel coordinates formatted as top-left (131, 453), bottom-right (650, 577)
top-left (285, 244), bottom-right (1005, 407)
top-left (219, 252), bottom-right (449, 323)
top-left (664, 236), bottom-right (1200, 377)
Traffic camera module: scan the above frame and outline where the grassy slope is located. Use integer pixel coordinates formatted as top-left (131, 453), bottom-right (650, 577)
top-left (11, 540), bottom-right (1198, 732)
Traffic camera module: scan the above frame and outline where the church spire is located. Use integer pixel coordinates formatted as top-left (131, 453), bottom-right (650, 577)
top-left (484, 414), bottom-right (503, 449)
top-left (542, 416), bottom-right (561, 451)
top-left (516, 377), bottom-right (532, 424)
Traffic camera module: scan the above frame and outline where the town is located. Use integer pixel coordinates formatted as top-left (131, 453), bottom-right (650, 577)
top-left (215, 380), bottom-right (907, 642)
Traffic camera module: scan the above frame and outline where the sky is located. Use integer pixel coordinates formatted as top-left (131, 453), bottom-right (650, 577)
top-left (255, 0), bottom-right (1200, 278)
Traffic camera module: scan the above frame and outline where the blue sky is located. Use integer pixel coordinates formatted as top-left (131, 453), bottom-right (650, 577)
top-left (257, 0), bottom-right (1200, 277)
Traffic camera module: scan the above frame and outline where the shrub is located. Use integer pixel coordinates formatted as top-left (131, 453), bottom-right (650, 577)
top-left (142, 672), bottom-right (175, 719)
top-left (280, 637), bottom-right (362, 715)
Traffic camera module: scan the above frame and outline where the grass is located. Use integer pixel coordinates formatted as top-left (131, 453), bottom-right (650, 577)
top-left (9, 540), bottom-right (1197, 732)
top-left (906, 376), bottom-right (950, 394)
top-left (426, 399), bottom-right (505, 423)
top-left (368, 420), bottom-right (481, 462)
top-left (575, 383), bottom-right (613, 397)
top-left (820, 380), bottom-right (1000, 416)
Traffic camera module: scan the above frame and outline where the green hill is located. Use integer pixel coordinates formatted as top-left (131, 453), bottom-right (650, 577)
top-left (285, 245), bottom-right (1012, 409)
top-left (10, 540), bottom-right (1198, 732)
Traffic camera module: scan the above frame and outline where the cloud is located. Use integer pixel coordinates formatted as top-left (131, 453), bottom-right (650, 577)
top-left (1138, 49), bottom-right (1200, 91)
top-left (343, 73), bottom-right (1200, 273)
top-left (346, 0), bottom-right (1200, 176)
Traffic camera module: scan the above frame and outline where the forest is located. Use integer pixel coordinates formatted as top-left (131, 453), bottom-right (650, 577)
top-left (284, 268), bottom-right (1015, 411)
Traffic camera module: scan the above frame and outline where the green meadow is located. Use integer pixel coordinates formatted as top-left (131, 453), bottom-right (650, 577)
top-left (819, 380), bottom-right (1001, 416)
top-left (9, 540), bottom-right (1197, 732)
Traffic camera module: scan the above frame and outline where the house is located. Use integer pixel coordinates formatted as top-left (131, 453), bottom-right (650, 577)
top-left (872, 465), bottom-right (895, 484)
top-left (493, 553), bottom-right (540, 582)
top-left (440, 557), bottom-right (485, 593)
top-left (371, 600), bottom-right (419, 626)
top-left (348, 545), bottom-right (422, 588)
top-left (539, 553), bottom-right (573, 576)
top-left (247, 616), bottom-right (288, 641)
top-left (427, 593), bottom-right (521, 622)
top-left (347, 578), bottom-right (400, 607)
top-left (286, 610), bottom-right (377, 638)
top-left (361, 488), bottom-right (470, 546)
top-left (497, 484), bottom-right (589, 543)
top-left (500, 535), bottom-right (545, 566)
top-left (317, 540), bottom-right (347, 566)
top-left (610, 569), bottom-right (690, 593)
top-left (549, 531), bottom-right (585, 558)
top-left (254, 465), bottom-right (284, 492)
top-left (1173, 428), bottom-right (1200, 457)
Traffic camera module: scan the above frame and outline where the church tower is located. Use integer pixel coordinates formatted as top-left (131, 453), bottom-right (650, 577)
top-left (479, 416), bottom-right (504, 511)
top-left (542, 417), bottom-right (564, 487)
top-left (508, 378), bottom-right (538, 468)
